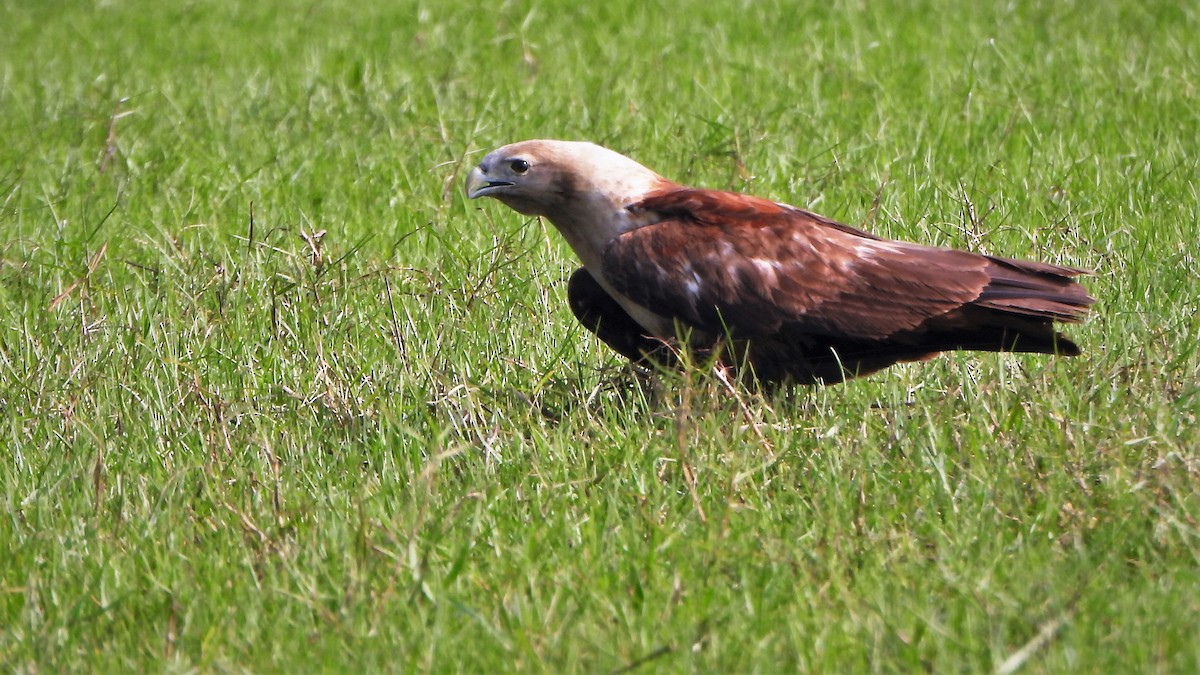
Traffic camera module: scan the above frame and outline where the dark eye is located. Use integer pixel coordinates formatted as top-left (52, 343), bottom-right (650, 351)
top-left (509, 159), bottom-right (530, 174)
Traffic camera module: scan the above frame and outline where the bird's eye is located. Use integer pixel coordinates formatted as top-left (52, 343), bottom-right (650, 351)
top-left (509, 159), bottom-right (530, 174)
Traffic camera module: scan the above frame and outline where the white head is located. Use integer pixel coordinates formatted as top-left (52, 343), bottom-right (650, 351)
top-left (465, 140), bottom-right (667, 219)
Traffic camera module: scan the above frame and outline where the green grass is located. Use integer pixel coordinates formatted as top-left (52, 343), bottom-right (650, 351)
top-left (1, 0), bottom-right (1197, 671)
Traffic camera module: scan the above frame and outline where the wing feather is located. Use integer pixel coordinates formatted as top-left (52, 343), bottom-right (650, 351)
top-left (605, 187), bottom-right (1092, 343)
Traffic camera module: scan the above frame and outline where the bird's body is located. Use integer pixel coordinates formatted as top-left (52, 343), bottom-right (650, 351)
top-left (466, 140), bottom-right (1094, 385)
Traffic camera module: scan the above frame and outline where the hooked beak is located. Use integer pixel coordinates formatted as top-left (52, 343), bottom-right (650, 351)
top-left (465, 166), bottom-right (514, 199)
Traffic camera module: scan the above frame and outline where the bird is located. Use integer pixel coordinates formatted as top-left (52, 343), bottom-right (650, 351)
top-left (465, 139), bottom-right (1094, 385)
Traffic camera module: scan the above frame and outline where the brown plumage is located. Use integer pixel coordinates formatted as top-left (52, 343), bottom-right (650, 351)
top-left (466, 140), bottom-right (1094, 385)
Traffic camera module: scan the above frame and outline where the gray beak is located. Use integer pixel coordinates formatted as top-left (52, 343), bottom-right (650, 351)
top-left (465, 166), bottom-right (513, 199)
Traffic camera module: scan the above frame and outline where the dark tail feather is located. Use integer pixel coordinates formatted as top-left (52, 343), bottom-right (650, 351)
top-left (975, 256), bottom-right (1095, 322)
top-left (763, 257), bottom-right (1095, 383)
top-left (760, 321), bottom-right (1082, 385)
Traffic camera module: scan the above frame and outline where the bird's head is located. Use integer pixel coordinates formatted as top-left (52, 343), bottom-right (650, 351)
top-left (465, 140), bottom-right (667, 219)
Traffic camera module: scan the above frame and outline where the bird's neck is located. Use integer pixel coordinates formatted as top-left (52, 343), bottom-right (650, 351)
top-left (544, 196), bottom-right (635, 271)
top-left (544, 175), bottom-right (675, 264)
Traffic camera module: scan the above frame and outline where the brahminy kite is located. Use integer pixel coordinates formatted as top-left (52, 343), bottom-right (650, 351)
top-left (466, 140), bottom-right (1094, 385)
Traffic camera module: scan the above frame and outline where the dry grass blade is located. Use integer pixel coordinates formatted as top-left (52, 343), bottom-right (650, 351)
top-left (995, 611), bottom-right (1073, 675)
top-left (48, 241), bottom-right (108, 311)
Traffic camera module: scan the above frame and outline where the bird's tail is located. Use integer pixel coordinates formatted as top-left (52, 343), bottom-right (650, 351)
top-left (756, 257), bottom-right (1095, 384)
top-left (972, 255), bottom-right (1095, 324)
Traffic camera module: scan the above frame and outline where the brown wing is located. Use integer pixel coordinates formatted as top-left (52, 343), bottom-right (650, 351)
top-left (605, 187), bottom-right (1093, 344)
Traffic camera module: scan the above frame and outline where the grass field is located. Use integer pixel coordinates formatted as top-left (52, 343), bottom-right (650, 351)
top-left (2, 0), bottom-right (1198, 671)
